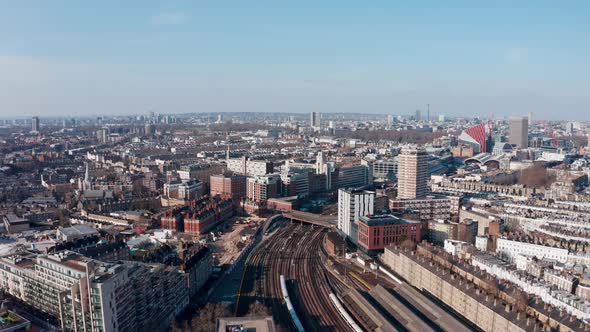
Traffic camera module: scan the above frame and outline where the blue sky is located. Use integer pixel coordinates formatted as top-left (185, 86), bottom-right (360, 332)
top-left (0, 1), bottom-right (589, 119)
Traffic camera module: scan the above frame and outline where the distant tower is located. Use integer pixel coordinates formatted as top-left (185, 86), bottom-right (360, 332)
top-left (316, 151), bottom-right (333, 190)
top-left (415, 110), bottom-right (421, 121)
top-left (386, 115), bottom-right (394, 126)
top-left (528, 112), bottom-right (533, 125)
top-left (316, 151), bottom-right (326, 174)
top-left (311, 112), bottom-right (321, 131)
top-left (31, 116), bottom-right (40, 133)
top-left (427, 104), bottom-right (430, 122)
top-left (226, 145), bottom-right (231, 160)
top-left (508, 116), bottom-right (529, 148)
top-left (83, 163), bottom-right (91, 190)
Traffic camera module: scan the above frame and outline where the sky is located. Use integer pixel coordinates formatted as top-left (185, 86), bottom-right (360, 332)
top-left (0, 1), bottom-right (589, 120)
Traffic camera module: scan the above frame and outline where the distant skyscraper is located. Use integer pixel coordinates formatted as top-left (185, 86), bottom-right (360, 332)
top-left (415, 110), bottom-right (421, 121)
top-left (337, 188), bottom-right (375, 243)
top-left (528, 112), bottom-right (533, 125)
top-left (508, 117), bottom-right (529, 148)
top-left (31, 116), bottom-right (39, 133)
top-left (387, 115), bottom-right (394, 126)
top-left (311, 112), bottom-right (321, 131)
top-left (565, 122), bottom-right (574, 135)
top-left (97, 127), bottom-right (109, 144)
top-left (397, 147), bottom-right (429, 199)
top-left (96, 116), bottom-right (103, 125)
top-left (438, 114), bottom-right (446, 122)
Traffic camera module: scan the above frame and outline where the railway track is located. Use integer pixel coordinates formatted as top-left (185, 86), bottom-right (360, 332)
top-left (236, 223), bottom-right (352, 331)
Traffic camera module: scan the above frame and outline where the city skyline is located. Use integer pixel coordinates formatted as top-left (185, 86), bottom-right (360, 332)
top-left (1, 1), bottom-right (589, 119)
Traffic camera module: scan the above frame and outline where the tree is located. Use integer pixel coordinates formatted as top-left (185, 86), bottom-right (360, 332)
top-left (517, 164), bottom-right (556, 188)
top-left (190, 303), bottom-right (230, 332)
top-left (485, 277), bottom-right (500, 297)
top-left (246, 302), bottom-right (271, 317)
top-left (400, 238), bottom-right (416, 251)
top-left (513, 289), bottom-right (529, 312)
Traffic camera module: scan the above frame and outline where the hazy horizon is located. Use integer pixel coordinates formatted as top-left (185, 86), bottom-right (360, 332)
top-left (1, 1), bottom-right (589, 120)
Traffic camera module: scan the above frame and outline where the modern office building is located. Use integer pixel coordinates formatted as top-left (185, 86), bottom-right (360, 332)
top-left (397, 147), bottom-right (429, 199)
top-left (280, 172), bottom-right (310, 197)
top-left (508, 116), bottom-right (529, 148)
top-left (337, 188), bottom-right (375, 243)
top-left (311, 112), bottom-right (321, 131)
top-left (335, 164), bottom-right (371, 189)
top-left (31, 116), bottom-right (40, 133)
top-left (246, 175), bottom-right (280, 202)
top-left (371, 158), bottom-right (399, 181)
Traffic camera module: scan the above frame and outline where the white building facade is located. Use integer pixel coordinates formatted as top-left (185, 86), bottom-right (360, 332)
top-left (337, 188), bottom-right (374, 244)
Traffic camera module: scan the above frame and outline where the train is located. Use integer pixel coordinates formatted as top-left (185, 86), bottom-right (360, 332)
top-left (279, 275), bottom-right (305, 332)
top-left (329, 293), bottom-right (364, 332)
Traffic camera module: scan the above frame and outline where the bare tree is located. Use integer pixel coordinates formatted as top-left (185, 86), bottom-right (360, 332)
top-left (189, 303), bottom-right (230, 332)
top-left (517, 164), bottom-right (556, 188)
top-left (400, 238), bottom-right (417, 251)
top-left (485, 277), bottom-right (500, 297)
top-left (246, 302), bottom-right (271, 317)
top-left (513, 289), bottom-right (529, 312)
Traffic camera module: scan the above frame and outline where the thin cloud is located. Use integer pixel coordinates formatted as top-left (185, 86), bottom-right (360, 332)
top-left (150, 12), bottom-right (190, 25)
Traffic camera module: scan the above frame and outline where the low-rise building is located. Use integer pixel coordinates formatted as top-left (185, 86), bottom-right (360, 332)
top-left (496, 238), bottom-right (570, 263)
top-left (56, 224), bottom-right (100, 242)
top-left (357, 214), bottom-right (421, 253)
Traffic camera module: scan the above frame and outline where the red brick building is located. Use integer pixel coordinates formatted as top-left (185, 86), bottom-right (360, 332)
top-left (357, 214), bottom-right (421, 253)
top-left (183, 198), bottom-right (235, 235)
top-left (209, 173), bottom-right (247, 200)
top-left (161, 210), bottom-right (183, 232)
top-left (267, 197), bottom-right (298, 212)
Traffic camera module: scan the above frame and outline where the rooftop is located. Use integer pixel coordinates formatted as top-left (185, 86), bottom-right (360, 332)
top-left (359, 214), bottom-right (420, 226)
top-left (216, 316), bottom-right (276, 332)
